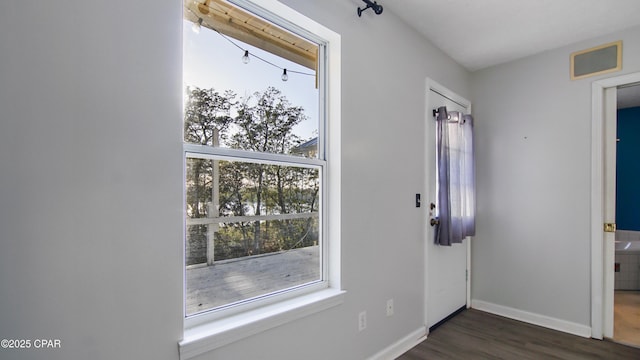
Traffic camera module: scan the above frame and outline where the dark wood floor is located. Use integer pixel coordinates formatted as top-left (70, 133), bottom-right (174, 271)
top-left (398, 309), bottom-right (640, 360)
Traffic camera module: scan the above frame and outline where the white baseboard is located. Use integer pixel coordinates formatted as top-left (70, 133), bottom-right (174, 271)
top-left (368, 326), bottom-right (427, 360)
top-left (471, 299), bottom-right (591, 338)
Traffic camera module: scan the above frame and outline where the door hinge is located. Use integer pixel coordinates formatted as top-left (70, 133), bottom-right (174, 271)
top-left (465, 269), bottom-right (468, 281)
top-left (604, 223), bottom-right (616, 233)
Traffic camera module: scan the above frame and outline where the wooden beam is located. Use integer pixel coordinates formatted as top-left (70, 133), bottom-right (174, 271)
top-left (185, 0), bottom-right (318, 71)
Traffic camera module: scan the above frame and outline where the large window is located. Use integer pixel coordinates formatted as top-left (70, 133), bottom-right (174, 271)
top-left (182, 0), bottom-right (339, 324)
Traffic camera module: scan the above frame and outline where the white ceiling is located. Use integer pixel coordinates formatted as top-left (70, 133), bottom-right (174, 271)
top-left (382, 0), bottom-right (640, 72)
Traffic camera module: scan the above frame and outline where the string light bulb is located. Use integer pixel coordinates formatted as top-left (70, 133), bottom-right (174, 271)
top-left (281, 68), bottom-right (288, 81)
top-left (192, 18), bottom-right (203, 34)
top-left (242, 50), bottom-right (250, 64)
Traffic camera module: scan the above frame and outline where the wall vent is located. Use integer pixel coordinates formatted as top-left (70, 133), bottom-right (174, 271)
top-left (570, 41), bottom-right (622, 80)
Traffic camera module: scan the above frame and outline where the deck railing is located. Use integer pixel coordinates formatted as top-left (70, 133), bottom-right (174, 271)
top-left (186, 211), bottom-right (319, 265)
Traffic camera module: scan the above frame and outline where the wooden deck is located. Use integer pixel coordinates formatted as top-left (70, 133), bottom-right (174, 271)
top-left (186, 245), bottom-right (319, 315)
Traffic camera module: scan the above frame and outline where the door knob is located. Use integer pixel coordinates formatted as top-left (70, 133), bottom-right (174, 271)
top-left (430, 218), bottom-right (439, 226)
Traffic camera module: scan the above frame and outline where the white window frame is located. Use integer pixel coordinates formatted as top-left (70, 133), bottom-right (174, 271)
top-left (179, 1), bottom-right (342, 358)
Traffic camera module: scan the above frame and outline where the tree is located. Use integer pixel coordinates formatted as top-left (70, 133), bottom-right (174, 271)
top-left (228, 87), bottom-right (307, 253)
top-left (231, 86), bottom-right (305, 153)
top-left (184, 86), bottom-right (235, 146)
top-left (183, 87), bottom-right (235, 264)
top-left (184, 86), bottom-right (236, 218)
top-left (184, 86), bottom-right (319, 262)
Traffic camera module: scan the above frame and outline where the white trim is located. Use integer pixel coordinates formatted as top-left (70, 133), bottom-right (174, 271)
top-left (427, 79), bottom-right (471, 110)
top-left (230, 0), bottom-right (333, 45)
top-left (424, 78), bottom-right (472, 329)
top-left (602, 87), bottom-right (617, 339)
top-left (591, 80), bottom-right (605, 339)
top-left (423, 80), bottom-right (433, 330)
top-left (471, 300), bottom-right (592, 338)
top-left (323, 5), bottom-right (342, 294)
top-left (590, 71), bottom-right (640, 340)
top-left (367, 327), bottom-right (427, 360)
top-left (465, 236), bottom-right (472, 309)
top-left (179, 289), bottom-right (345, 360)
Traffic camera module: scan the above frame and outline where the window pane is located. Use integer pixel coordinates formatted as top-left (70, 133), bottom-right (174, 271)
top-left (185, 157), bottom-right (321, 315)
top-left (183, 0), bottom-right (320, 157)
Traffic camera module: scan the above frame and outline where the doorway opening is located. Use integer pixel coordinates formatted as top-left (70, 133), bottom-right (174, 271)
top-left (612, 83), bottom-right (640, 346)
top-left (591, 71), bottom-right (640, 343)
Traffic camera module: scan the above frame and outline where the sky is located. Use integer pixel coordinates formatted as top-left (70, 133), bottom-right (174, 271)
top-left (182, 19), bottom-right (319, 142)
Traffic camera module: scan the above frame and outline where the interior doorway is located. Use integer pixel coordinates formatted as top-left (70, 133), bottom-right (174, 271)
top-left (591, 71), bottom-right (640, 342)
top-left (612, 83), bottom-right (640, 346)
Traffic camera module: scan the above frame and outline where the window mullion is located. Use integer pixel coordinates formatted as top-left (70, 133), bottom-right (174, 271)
top-left (183, 144), bottom-right (325, 167)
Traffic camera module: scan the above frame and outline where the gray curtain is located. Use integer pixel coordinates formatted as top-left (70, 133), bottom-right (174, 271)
top-left (434, 106), bottom-right (476, 246)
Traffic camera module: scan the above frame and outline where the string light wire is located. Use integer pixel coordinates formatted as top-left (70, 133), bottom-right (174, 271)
top-left (213, 26), bottom-right (315, 77)
top-left (188, 11), bottom-right (315, 78)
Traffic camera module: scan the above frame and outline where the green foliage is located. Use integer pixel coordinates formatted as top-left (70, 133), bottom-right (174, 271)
top-left (184, 87), bottom-right (235, 146)
top-left (231, 87), bottom-right (306, 153)
top-left (184, 86), bottom-right (319, 264)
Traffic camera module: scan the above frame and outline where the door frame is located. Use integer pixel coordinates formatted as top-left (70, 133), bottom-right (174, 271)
top-left (591, 71), bottom-right (640, 339)
top-left (424, 78), bottom-right (472, 329)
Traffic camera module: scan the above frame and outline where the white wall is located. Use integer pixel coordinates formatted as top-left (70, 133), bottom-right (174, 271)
top-left (0, 1), bottom-right (184, 360)
top-left (471, 25), bottom-right (640, 328)
top-left (191, 1), bottom-right (470, 359)
top-left (0, 1), bottom-right (469, 359)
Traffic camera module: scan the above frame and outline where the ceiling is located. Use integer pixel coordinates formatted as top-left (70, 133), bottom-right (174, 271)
top-left (383, 0), bottom-right (640, 72)
top-left (384, 1), bottom-right (640, 246)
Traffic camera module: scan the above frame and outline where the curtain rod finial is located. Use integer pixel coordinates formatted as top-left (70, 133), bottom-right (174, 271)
top-left (358, 0), bottom-right (383, 17)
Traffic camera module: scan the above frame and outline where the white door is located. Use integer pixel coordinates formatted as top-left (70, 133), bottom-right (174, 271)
top-left (425, 82), bottom-right (470, 328)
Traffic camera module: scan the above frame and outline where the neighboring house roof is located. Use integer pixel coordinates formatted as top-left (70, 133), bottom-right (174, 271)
top-left (291, 137), bottom-right (318, 156)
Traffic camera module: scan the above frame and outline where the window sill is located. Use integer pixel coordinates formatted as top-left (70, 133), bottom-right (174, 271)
top-left (178, 288), bottom-right (345, 360)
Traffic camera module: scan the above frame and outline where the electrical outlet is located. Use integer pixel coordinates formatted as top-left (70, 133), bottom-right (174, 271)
top-left (358, 311), bottom-right (367, 331)
top-left (386, 299), bottom-right (394, 316)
